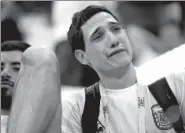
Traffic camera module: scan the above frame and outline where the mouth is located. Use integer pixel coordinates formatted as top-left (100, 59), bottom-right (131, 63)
top-left (108, 47), bottom-right (126, 57)
top-left (1, 80), bottom-right (14, 87)
top-left (1, 81), bottom-right (14, 97)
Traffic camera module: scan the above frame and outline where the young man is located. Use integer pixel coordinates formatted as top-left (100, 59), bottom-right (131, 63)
top-left (1, 41), bottom-right (30, 114)
top-left (5, 5), bottom-right (184, 133)
top-left (1, 40), bottom-right (30, 133)
top-left (63, 5), bottom-right (185, 133)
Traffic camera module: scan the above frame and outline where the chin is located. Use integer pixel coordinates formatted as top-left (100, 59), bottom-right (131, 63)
top-left (1, 85), bottom-right (14, 96)
top-left (119, 56), bottom-right (132, 65)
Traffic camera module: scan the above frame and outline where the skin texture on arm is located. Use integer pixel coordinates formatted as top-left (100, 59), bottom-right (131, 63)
top-left (6, 46), bottom-right (61, 133)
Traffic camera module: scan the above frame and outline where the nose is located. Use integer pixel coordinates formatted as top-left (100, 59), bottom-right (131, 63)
top-left (111, 41), bottom-right (119, 48)
top-left (1, 66), bottom-right (11, 79)
top-left (108, 32), bottom-right (119, 48)
top-left (2, 71), bottom-right (11, 79)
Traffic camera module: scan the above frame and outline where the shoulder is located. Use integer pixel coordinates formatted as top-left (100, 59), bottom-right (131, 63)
top-left (62, 83), bottom-right (99, 115)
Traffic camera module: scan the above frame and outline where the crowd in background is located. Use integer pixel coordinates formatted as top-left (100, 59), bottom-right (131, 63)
top-left (1, 1), bottom-right (185, 87)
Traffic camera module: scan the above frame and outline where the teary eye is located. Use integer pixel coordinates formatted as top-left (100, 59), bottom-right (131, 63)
top-left (111, 26), bottom-right (121, 33)
top-left (91, 32), bottom-right (104, 42)
top-left (13, 66), bottom-right (20, 72)
top-left (12, 63), bottom-right (21, 72)
top-left (93, 33), bottom-right (103, 41)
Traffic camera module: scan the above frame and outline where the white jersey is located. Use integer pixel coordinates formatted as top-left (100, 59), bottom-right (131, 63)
top-left (62, 69), bottom-right (185, 133)
top-left (1, 115), bottom-right (8, 133)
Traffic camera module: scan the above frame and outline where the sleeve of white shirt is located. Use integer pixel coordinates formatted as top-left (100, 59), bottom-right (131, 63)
top-left (166, 69), bottom-right (185, 124)
top-left (62, 95), bottom-right (82, 133)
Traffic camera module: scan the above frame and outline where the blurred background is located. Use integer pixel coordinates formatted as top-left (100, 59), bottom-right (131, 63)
top-left (1, 1), bottom-right (185, 94)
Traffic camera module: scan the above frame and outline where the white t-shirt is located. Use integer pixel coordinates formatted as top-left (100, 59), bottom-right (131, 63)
top-left (62, 69), bottom-right (185, 133)
top-left (1, 115), bottom-right (8, 133)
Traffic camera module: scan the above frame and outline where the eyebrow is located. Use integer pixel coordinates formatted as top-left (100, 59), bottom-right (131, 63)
top-left (108, 21), bottom-right (120, 26)
top-left (90, 27), bottom-right (101, 39)
top-left (11, 62), bottom-right (21, 65)
top-left (89, 22), bottom-right (120, 39)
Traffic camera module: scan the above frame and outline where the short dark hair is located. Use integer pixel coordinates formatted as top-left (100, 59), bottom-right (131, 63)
top-left (67, 5), bottom-right (118, 53)
top-left (1, 40), bottom-right (31, 52)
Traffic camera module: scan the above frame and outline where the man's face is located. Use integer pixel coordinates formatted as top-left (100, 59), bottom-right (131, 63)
top-left (80, 12), bottom-right (133, 75)
top-left (1, 50), bottom-right (22, 110)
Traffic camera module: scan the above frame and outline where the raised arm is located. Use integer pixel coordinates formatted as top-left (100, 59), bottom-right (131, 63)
top-left (7, 46), bottom-right (61, 133)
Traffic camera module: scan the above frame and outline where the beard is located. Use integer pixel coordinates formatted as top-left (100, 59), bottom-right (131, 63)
top-left (1, 86), bottom-right (12, 110)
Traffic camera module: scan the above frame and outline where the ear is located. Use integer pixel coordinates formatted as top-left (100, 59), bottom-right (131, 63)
top-left (75, 50), bottom-right (89, 65)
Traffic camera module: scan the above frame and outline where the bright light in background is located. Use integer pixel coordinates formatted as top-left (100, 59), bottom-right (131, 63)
top-left (137, 44), bottom-right (185, 85)
top-left (19, 14), bottom-right (53, 46)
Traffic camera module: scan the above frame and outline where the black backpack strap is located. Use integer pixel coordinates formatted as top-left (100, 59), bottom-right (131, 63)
top-left (148, 77), bottom-right (185, 133)
top-left (81, 82), bottom-right (101, 133)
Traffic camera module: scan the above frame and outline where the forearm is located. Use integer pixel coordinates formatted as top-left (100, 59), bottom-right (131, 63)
top-left (7, 47), bottom-right (61, 133)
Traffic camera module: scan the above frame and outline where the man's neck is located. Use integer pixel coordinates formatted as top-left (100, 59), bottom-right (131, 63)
top-left (99, 64), bottom-right (137, 90)
top-left (1, 109), bottom-right (10, 116)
